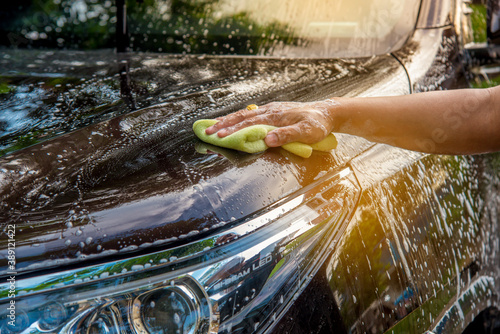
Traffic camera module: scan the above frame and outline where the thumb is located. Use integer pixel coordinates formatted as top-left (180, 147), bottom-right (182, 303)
top-left (265, 132), bottom-right (280, 147)
top-left (265, 125), bottom-right (302, 147)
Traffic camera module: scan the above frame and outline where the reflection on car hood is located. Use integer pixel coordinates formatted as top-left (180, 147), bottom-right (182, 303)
top-left (0, 52), bottom-right (406, 275)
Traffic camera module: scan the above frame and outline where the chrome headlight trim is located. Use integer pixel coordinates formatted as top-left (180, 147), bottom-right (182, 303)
top-left (0, 167), bottom-right (360, 333)
top-left (0, 168), bottom-right (353, 297)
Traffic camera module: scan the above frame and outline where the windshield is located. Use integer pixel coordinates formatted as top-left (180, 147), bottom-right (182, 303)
top-left (1, 0), bottom-right (421, 58)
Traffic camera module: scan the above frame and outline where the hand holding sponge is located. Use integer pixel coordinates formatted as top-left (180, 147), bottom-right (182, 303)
top-left (193, 119), bottom-right (337, 158)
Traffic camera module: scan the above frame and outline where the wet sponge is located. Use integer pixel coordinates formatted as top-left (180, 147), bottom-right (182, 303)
top-left (193, 119), bottom-right (337, 158)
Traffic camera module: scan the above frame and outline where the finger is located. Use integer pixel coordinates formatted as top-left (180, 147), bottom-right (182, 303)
top-left (205, 107), bottom-right (264, 135)
top-left (216, 113), bottom-right (282, 137)
top-left (265, 125), bottom-right (303, 147)
top-left (265, 121), bottom-right (325, 147)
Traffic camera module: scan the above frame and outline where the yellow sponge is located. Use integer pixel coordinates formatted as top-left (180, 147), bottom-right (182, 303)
top-left (193, 119), bottom-right (337, 158)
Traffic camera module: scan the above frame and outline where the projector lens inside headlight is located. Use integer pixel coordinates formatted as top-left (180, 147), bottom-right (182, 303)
top-left (39, 302), bottom-right (67, 330)
top-left (1, 310), bottom-right (29, 334)
top-left (0, 167), bottom-right (359, 334)
top-left (131, 276), bottom-right (211, 334)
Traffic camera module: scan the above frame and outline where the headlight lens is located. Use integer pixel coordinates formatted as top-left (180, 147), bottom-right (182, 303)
top-left (131, 276), bottom-right (212, 334)
top-left (0, 167), bottom-right (359, 333)
top-left (39, 303), bottom-right (67, 330)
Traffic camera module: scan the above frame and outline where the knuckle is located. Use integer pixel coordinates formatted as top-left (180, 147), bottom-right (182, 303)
top-left (277, 127), bottom-right (300, 144)
top-left (221, 110), bottom-right (246, 125)
top-left (266, 102), bottom-right (281, 112)
top-left (272, 131), bottom-right (286, 144)
top-left (239, 118), bottom-right (255, 128)
top-left (268, 112), bottom-right (281, 123)
top-left (232, 112), bottom-right (247, 122)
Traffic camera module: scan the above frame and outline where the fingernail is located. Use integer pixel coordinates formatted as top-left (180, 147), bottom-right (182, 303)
top-left (266, 133), bottom-right (278, 146)
top-left (217, 129), bottom-right (228, 137)
top-left (205, 126), bottom-right (214, 134)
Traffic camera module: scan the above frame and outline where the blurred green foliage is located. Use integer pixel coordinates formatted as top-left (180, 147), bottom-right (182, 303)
top-left (0, 132), bottom-right (41, 156)
top-left (0, 83), bottom-right (13, 94)
top-left (1, 0), bottom-right (116, 49)
top-left (471, 74), bottom-right (500, 88)
top-left (470, 4), bottom-right (487, 43)
top-left (126, 0), bottom-right (295, 54)
top-left (0, 0), bottom-right (296, 55)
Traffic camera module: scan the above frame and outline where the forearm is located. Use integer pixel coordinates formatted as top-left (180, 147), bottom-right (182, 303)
top-left (331, 87), bottom-right (500, 154)
top-left (206, 86), bottom-right (499, 155)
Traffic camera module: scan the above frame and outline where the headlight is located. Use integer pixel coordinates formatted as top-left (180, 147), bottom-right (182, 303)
top-left (0, 167), bottom-right (360, 333)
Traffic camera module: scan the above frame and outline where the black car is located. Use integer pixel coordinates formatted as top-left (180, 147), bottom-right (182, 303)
top-left (0, 0), bottom-right (499, 333)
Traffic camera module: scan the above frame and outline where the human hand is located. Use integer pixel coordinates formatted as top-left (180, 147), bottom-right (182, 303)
top-left (205, 100), bottom-right (338, 147)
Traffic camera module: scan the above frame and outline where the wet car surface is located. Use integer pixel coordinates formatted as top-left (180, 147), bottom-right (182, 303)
top-left (0, 52), bottom-right (406, 272)
top-left (0, 0), bottom-right (500, 333)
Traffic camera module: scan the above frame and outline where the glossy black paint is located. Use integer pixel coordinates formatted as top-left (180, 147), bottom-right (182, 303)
top-left (274, 2), bottom-right (500, 333)
top-left (328, 151), bottom-right (499, 333)
top-left (0, 54), bottom-right (406, 275)
top-left (0, 0), bottom-right (499, 333)
top-left (271, 260), bottom-right (348, 334)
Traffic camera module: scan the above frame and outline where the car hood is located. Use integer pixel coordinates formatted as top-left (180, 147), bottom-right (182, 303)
top-left (0, 52), bottom-right (407, 275)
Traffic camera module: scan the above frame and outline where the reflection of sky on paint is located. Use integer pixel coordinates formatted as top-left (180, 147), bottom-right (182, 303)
top-left (0, 86), bottom-right (47, 138)
top-left (91, 160), bottom-right (299, 234)
top-left (92, 189), bottom-right (201, 232)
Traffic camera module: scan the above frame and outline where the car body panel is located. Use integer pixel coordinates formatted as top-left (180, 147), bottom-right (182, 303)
top-left (394, 27), bottom-right (468, 93)
top-left (270, 5), bottom-right (500, 333)
top-left (417, 0), bottom-right (455, 29)
top-left (0, 54), bottom-right (409, 276)
top-left (1, 0), bottom-right (499, 333)
top-left (330, 151), bottom-right (500, 333)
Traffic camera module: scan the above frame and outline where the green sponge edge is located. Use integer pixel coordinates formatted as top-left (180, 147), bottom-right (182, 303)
top-left (193, 119), bottom-right (337, 158)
